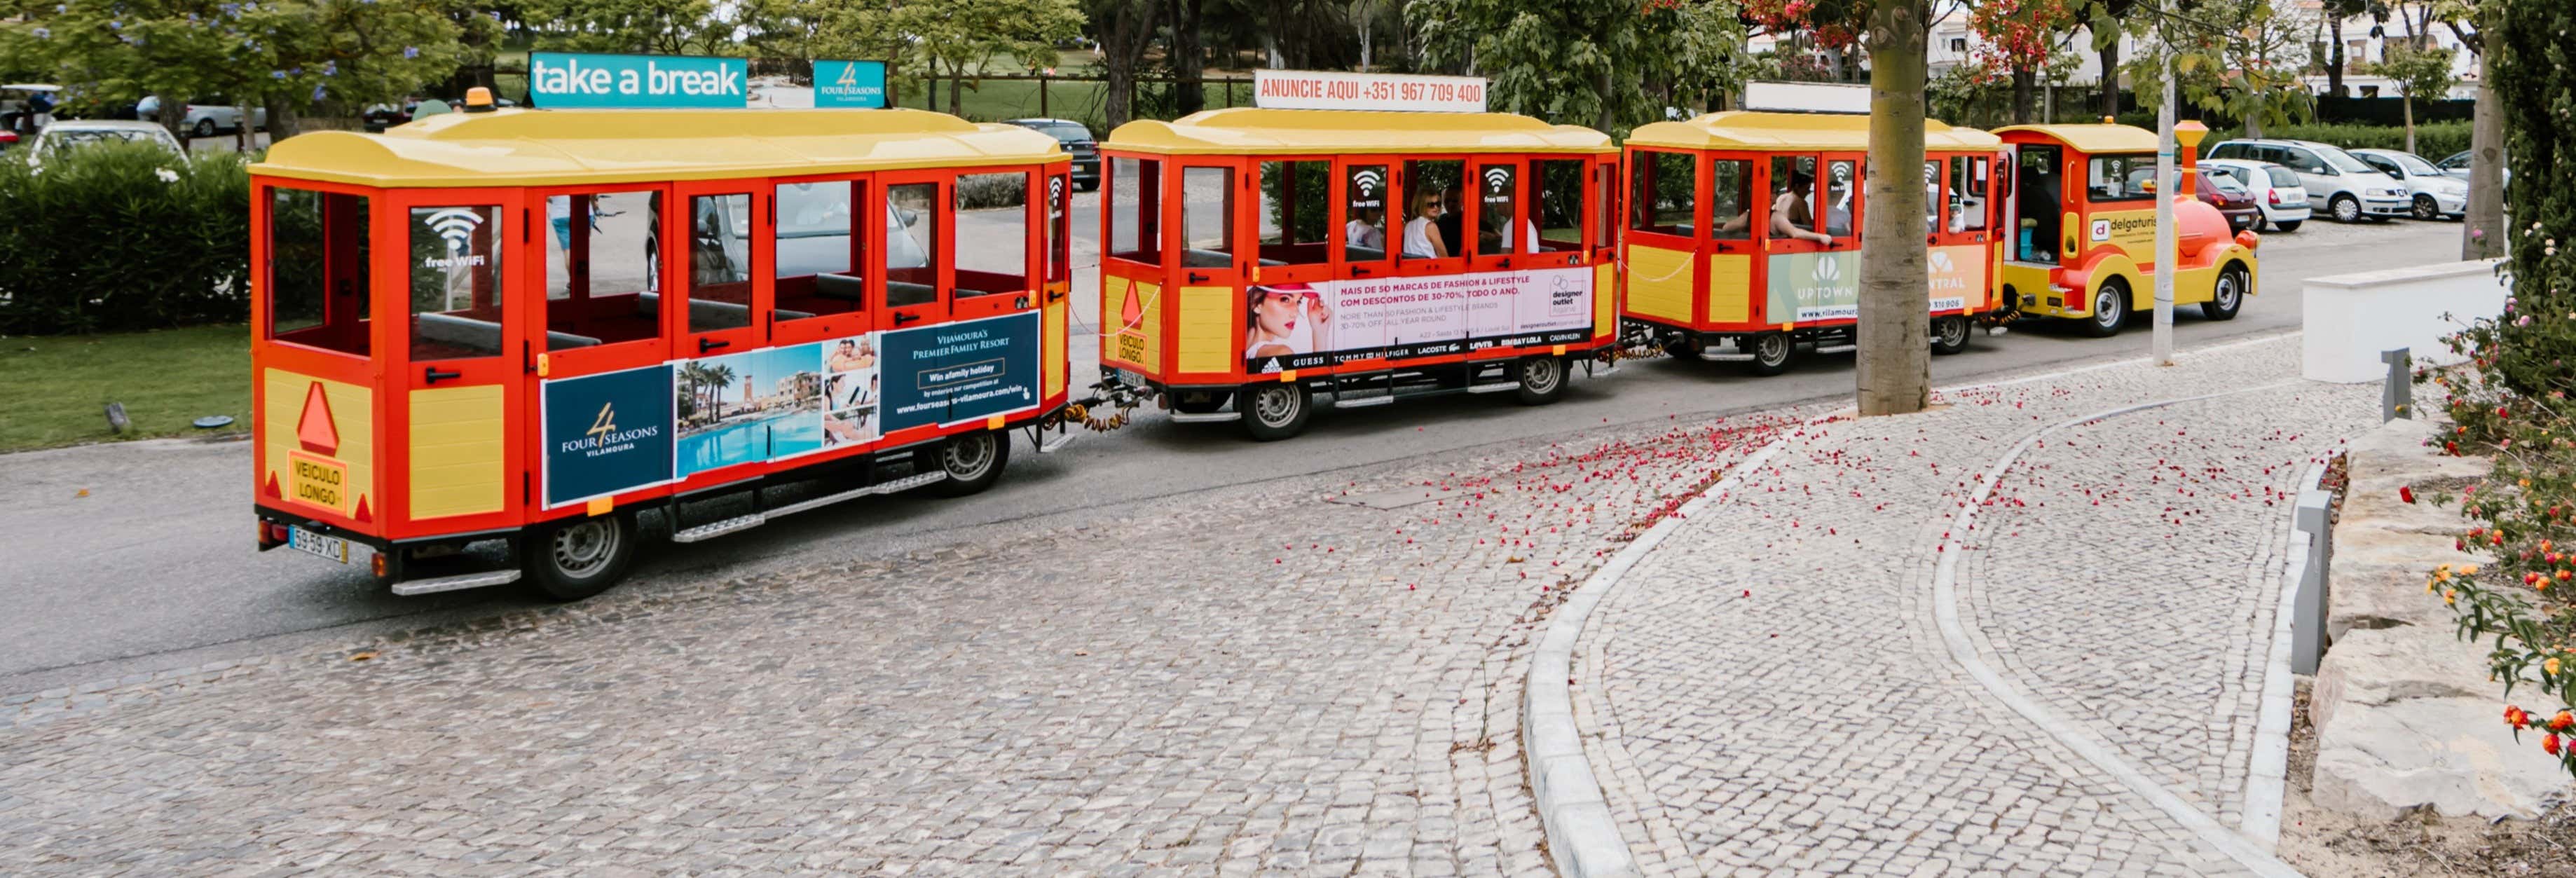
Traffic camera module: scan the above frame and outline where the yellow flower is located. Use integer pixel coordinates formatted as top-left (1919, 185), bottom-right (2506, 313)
top-left (2461, 564), bottom-right (2481, 576)
top-left (2445, 589), bottom-right (2458, 606)
top-left (2548, 658), bottom-right (2563, 677)
top-left (2437, 568), bottom-right (2453, 583)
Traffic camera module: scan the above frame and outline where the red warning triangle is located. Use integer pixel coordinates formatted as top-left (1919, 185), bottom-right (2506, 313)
top-left (263, 471), bottom-right (283, 499)
top-left (352, 494), bottom-right (371, 523)
top-left (1119, 279), bottom-right (1143, 325)
top-left (296, 382), bottom-right (338, 455)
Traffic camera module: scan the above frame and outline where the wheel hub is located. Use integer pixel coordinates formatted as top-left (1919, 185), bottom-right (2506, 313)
top-left (1522, 358), bottom-right (1561, 393)
top-left (943, 434), bottom-right (996, 477)
top-left (553, 519), bottom-right (619, 576)
top-left (1253, 386), bottom-right (1299, 426)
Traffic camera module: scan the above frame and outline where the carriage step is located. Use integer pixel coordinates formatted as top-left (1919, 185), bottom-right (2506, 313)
top-left (1334, 395), bottom-right (1396, 409)
top-left (1170, 411), bottom-right (1241, 423)
top-left (673, 471), bottom-right (953, 543)
top-left (1814, 344), bottom-right (1858, 355)
top-left (1986, 325), bottom-right (2011, 337)
top-left (390, 569), bottom-right (521, 596)
top-left (1466, 382), bottom-right (1523, 394)
top-left (673, 514), bottom-right (765, 543)
top-left (1036, 431), bottom-right (1079, 453)
top-left (1699, 350), bottom-right (1753, 362)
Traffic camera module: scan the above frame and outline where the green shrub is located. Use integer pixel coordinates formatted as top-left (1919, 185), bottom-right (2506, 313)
top-left (0, 142), bottom-right (252, 335)
top-left (2263, 122), bottom-right (2472, 160)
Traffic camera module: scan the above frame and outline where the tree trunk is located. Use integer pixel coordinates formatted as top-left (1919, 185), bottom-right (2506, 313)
top-left (263, 98), bottom-right (300, 142)
top-left (947, 60), bottom-right (965, 118)
top-left (2402, 95), bottom-right (2415, 155)
top-left (153, 94), bottom-right (184, 141)
top-left (2327, 18), bottom-right (2346, 97)
top-left (2010, 67), bottom-right (2034, 124)
top-left (2099, 39), bottom-right (2121, 119)
top-left (1098, 1), bottom-right (1163, 130)
top-left (1172, 0), bottom-right (1205, 115)
top-left (1858, 0), bottom-right (1931, 418)
top-left (2461, 3), bottom-right (2505, 260)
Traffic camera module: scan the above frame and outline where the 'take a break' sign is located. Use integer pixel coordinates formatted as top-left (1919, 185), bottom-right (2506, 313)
top-left (1252, 69), bottom-right (1486, 114)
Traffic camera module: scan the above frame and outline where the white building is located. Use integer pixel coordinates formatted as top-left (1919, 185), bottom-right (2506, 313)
top-left (2294, 1), bottom-right (2481, 99)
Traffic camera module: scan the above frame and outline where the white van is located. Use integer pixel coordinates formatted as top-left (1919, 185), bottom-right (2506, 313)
top-left (2205, 139), bottom-right (2409, 223)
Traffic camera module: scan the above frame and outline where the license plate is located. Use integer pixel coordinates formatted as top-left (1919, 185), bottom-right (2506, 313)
top-left (287, 526), bottom-right (350, 564)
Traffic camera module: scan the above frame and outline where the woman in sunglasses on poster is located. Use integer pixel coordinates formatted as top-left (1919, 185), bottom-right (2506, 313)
top-left (1245, 282), bottom-right (1332, 363)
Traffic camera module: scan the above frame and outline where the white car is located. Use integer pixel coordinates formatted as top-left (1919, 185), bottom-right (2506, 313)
top-left (2205, 139), bottom-right (2410, 223)
top-left (178, 97), bottom-right (266, 139)
top-left (2200, 158), bottom-right (2310, 233)
top-left (2350, 149), bottom-right (2467, 221)
top-left (25, 120), bottom-right (184, 165)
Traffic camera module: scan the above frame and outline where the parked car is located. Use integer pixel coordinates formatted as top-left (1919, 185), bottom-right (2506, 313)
top-left (2349, 148), bottom-right (2467, 221)
top-left (2193, 167), bottom-right (2262, 233)
top-left (1003, 118), bottom-right (1099, 191)
top-left (2205, 138), bottom-right (2409, 223)
top-left (179, 97), bottom-right (266, 138)
top-left (1, 83), bottom-right (62, 135)
top-left (24, 119), bottom-right (186, 164)
top-left (2200, 158), bottom-right (2310, 233)
top-left (2437, 150), bottom-right (2472, 179)
top-left (362, 101), bottom-right (416, 132)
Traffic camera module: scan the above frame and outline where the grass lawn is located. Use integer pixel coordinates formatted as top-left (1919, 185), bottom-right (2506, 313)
top-left (0, 324), bottom-right (251, 453)
top-left (895, 78), bottom-right (1249, 131)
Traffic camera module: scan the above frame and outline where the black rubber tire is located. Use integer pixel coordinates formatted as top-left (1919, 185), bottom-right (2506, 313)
top-left (1662, 335), bottom-right (1699, 360)
top-left (1172, 390), bottom-right (1231, 415)
top-left (2201, 263), bottom-right (2249, 322)
top-left (2330, 195), bottom-right (2361, 224)
top-left (2250, 214), bottom-right (2269, 233)
top-left (2275, 219), bottom-right (2302, 233)
top-left (192, 118), bottom-right (215, 139)
top-left (523, 512), bottom-right (639, 601)
top-left (1240, 383), bottom-right (1313, 441)
top-left (1745, 332), bottom-right (1795, 377)
top-left (1930, 315), bottom-right (1971, 356)
top-left (1515, 356), bottom-right (1566, 405)
top-left (2412, 195), bottom-right (2441, 221)
top-left (926, 430), bottom-right (1010, 497)
top-left (2081, 280), bottom-right (2129, 338)
top-left (1078, 177), bottom-right (1099, 193)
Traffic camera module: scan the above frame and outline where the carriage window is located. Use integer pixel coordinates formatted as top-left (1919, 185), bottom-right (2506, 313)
top-left (1534, 159), bottom-right (1586, 252)
top-left (1401, 158), bottom-right (1461, 261)
top-left (1630, 151), bottom-right (1694, 236)
top-left (773, 180), bottom-right (863, 324)
top-left (1341, 163), bottom-right (1389, 263)
top-left (1769, 156), bottom-right (1822, 237)
top-left (1924, 160), bottom-right (1944, 235)
top-left (955, 171), bottom-right (1029, 297)
top-left (406, 205), bottom-right (504, 361)
top-left (1950, 156), bottom-right (1990, 231)
top-left (1824, 160), bottom-right (1856, 238)
top-left (884, 182), bottom-right (940, 308)
top-left (1180, 165), bottom-right (1234, 268)
top-left (2089, 153), bottom-right (2155, 202)
top-left (267, 188), bottom-right (371, 357)
top-left (1046, 173), bottom-right (1070, 283)
top-left (542, 190), bottom-right (662, 348)
top-left (684, 193), bottom-right (753, 331)
top-left (1708, 159), bottom-right (1753, 240)
top-left (1258, 160), bottom-right (1330, 267)
top-left (1108, 156), bottom-right (1162, 264)
top-left (1474, 161), bottom-right (1520, 256)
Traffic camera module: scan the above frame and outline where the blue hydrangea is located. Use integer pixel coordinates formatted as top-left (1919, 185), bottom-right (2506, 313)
top-left (32, 27), bottom-right (49, 38)
top-left (404, 46), bottom-right (419, 59)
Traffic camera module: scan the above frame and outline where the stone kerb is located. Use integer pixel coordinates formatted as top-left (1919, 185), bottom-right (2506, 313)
top-left (2308, 417), bottom-right (2573, 820)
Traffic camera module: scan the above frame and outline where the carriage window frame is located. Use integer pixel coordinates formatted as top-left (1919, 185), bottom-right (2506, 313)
top-left (540, 187), bottom-right (666, 351)
top-left (1629, 150), bottom-right (1697, 238)
top-left (1107, 156), bottom-right (1164, 266)
top-left (770, 177), bottom-right (867, 330)
top-left (1708, 158), bottom-right (1754, 241)
top-left (406, 203), bottom-right (505, 362)
top-left (2088, 153), bottom-right (2158, 203)
top-left (1532, 158), bottom-right (1588, 253)
top-left (264, 186), bottom-right (373, 358)
top-left (953, 170), bottom-right (1032, 298)
top-left (1258, 159), bottom-right (1333, 268)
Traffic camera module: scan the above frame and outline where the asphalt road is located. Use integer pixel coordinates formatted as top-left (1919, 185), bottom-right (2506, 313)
top-left (0, 217), bottom-right (2463, 694)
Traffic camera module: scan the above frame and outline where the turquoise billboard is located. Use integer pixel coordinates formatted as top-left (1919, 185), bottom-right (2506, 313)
top-left (814, 60), bottom-right (889, 109)
top-left (528, 52), bottom-right (747, 109)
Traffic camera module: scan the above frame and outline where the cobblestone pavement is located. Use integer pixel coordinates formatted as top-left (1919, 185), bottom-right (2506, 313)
top-left (0, 399), bottom-right (1804, 874)
top-left (1581, 336), bottom-right (2380, 877)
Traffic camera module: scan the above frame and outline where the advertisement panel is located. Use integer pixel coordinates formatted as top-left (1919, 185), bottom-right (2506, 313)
top-left (541, 364), bottom-right (675, 507)
top-left (673, 344), bottom-right (828, 479)
top-left (813, 60), bottom-right (889, 109)
top-left (1926, 245), bottom-right (1988, 312)
top-left (1765, 251), bottom-right (1861, 322)
top-left (879, 312), bottom-right (1043, 432)
top-left (2088, 208), bottom-right (2160, 256)
top-left (1243, 267), bottom-right (1591, 373)
top-left (1252, 69), bottom-right (1486, 114)
top-left (528, 52), bottom-right (747, 109)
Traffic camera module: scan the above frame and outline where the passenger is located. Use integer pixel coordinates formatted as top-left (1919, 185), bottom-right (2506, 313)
top-left (1345, 205), bottom-right (1385, 250)
top-left (1722, 170), bottom-right (1834, 245)
top-left (1435, 188), bottom-right (1467, 256)
top-left (1401, 190), bottom-right (1448, 259)
top-left (1245, 283), bottom-right (1331, 360)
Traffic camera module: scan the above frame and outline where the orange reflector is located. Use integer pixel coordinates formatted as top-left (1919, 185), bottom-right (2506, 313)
top-left (986, 415), bottom-right (1004, 430)
top-left (1281, 369), bottom-right (1298, 383)
top-left (371, 553), bottom-right (388, 578)
top-left (587, 497), bottom-right (612, 517)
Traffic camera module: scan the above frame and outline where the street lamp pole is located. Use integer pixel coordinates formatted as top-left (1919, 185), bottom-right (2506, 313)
top-left (2152, 20), bottom-right (2177, 367)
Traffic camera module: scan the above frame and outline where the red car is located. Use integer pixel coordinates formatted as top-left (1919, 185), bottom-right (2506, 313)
top-left (2196, 168), bottom-right (2261, 233)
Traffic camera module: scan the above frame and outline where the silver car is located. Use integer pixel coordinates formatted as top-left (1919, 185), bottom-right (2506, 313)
top-left (25, 119), bottom-right (185, 165)
top-left (2200, 158), bottom-right (2310, 232)
top-left (2205, 139), bottom-right (2410, 223)
top-left (2350, 149), bottom-right (2467, 221)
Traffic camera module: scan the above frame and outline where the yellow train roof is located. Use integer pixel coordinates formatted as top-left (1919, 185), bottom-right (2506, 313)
top-left (1625, 111), bottom-right (2000, 152)
top-left (1103, 107), bottom-right (1614, 156)
top-left (253, 108), bottom-right (1067, 188)
top-left (1992, 123), bottom-right (2160, 153)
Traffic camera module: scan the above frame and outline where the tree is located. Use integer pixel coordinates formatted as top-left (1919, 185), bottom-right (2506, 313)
top-left (2116, 0), bottom-right (2313, 137)
top-left (2316, 0), bottom-right (2380, 97)
top-left (2370, 42), bottom-right (2456, 154)
top-left (889, 0), bottom-right (1083, 115)
top-left (2085, 0), bottom-right (2137, 118)
top-left (1413, 0), bottom-right (1749, 135)
top-left (1081, 0), bottom-right (1161, 129)
top-left (2458, 0), bottom-right (2500, 260)
top-left (523, 0), bottom-right (729, 56)
top-left (1967, 0), bottom-right (2081, 123)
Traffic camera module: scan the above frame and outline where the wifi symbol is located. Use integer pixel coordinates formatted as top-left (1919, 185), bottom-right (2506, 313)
top-left (1482, 166), bottom-right (1511, 192)
top-left (425, 208), bottom-right (484, 254)
top-left (1352, 169), bottom-right (1383, 198)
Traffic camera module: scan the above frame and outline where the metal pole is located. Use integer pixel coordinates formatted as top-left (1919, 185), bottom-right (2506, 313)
top-left (2152, 9), bottom-right (2177, 367)
top-left (1039, 72), bottom-right (1049, 118)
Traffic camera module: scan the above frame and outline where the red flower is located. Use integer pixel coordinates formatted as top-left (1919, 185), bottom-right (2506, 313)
top-left (2399, 486), bottom-right (2416, 504)
top-left (2546, 734), bottom-right (2562, 757)
top-left (2506, 705), bottom-right (2530, 729)
top-left (2553, 711), bottom-right (2575, 732)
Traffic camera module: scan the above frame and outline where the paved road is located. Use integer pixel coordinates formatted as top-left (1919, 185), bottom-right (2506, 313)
top-left (0, 219), bottom-right (2459, 694)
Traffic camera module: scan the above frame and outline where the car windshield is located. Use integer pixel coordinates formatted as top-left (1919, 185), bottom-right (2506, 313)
top-left (43, 129), bottom-right (167, 153)
top-left (2381, 152), bottom-right (2440, 175)
top-left (1027, 122), bottom-right (1090, 144)
top-left (2319, 148), bottom-right (2376, 174)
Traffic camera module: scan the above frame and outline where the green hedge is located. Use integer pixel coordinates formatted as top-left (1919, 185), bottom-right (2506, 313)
top-left (2262, 122), bottom-right (2472, 160)
top-left (0, 144), bottom-right (252, 336)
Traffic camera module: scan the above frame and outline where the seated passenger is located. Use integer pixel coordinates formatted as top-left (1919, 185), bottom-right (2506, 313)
top-left (1345, 206), bottom-right (1385, 250)
top-left (1402, 191), bottom-right (1448, 259)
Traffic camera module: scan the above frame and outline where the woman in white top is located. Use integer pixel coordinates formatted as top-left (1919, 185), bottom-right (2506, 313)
top-left (1345, 206), bottom-right (1386, 250)
top-left (1402, 189), bottom-right (1448, 259)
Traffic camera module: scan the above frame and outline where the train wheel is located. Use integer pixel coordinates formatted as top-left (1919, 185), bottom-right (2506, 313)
top-left (2081, 280), bottom-right (2128, 338)
top-left (1931, 315), bottom-right (1971, 356)
top-left (524, 512), bottom-right (638, 601)
top-left (1515, 356), bottom-right (1566, 405)
top-left (926, 430), bottom-right (1010, 497)
top-left (1241, 383), bottom-right (1313, 441)
top-left (1745, 332), bottom-right (1795, 376)
top-left (2201, 263), bottom-right (2247, 322)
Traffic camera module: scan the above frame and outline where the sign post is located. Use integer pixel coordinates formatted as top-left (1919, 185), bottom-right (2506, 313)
top-left (1252, 69), bottom-right (1486, 113)
top-left (813, 60), bottom-right (889, 109)
top-left (528, 53), bottom-right (748, 110)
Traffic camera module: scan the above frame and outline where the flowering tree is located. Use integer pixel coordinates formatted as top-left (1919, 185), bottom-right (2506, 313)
top-left (1414, 0), bottom-right (1751, 134)
top-left (1966, 0), bottom-right (2079, 123)
top-left (2114, 0), bottom-right (2313, 137)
